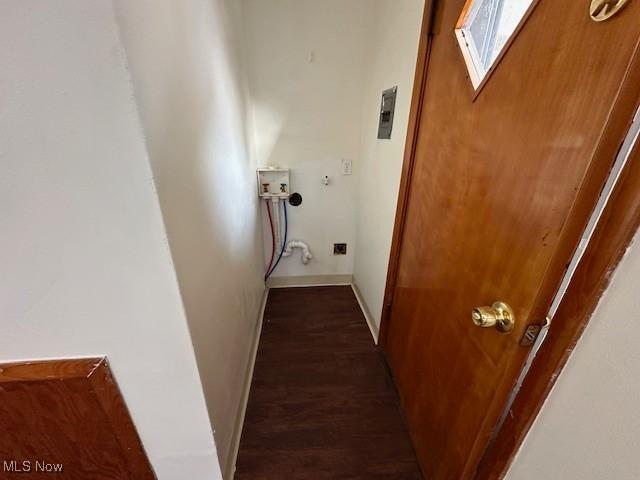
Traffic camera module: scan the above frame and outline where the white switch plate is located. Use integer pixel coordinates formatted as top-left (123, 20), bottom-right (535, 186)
top-left (341, 159), bottom-right (353, 175)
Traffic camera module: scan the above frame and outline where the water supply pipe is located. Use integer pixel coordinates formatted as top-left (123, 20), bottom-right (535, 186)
top-left (271, 197), bottom-right (281, 249)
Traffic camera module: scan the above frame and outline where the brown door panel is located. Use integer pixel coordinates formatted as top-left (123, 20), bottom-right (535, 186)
top-left (383, 0), bottom-right (640, 478)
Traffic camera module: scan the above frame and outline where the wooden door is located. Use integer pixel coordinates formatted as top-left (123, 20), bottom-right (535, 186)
top-left (381, 0), bottom-right (640, 478)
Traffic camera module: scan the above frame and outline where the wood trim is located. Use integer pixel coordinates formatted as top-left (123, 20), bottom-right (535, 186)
top-left (0, 357), bottom-right (156, 479)
top-left (0, 357), bottom-right (101, 382)
top-left (455, 0), bottom-right (475, 29)
top-left (379, 0), bottom-right (434, 346)
top-left (476, 41), bottom-right (640, 480)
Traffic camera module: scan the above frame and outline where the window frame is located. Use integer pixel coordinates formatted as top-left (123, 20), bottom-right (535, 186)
top-left (454, 0), bottom-right (541, 96)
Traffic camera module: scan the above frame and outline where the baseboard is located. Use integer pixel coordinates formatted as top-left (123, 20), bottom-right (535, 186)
top-left (351, 282), bottom-right (379, 344)
top-left (225, 287), bottom-right (269, 480)
top-left (267, 274), bottom-right (353, 288)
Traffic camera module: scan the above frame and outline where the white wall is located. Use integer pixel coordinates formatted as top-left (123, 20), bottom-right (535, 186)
top-left (507, 231), bottom-right (640, 479)
top-left (352, 0), bottom-right (424, 334)
top-left (242, 0), bottom-right (375, 279)
top-left (0, 1), bottom-right (220, 478)
top-left (111, 0), bottom-right (265, 475)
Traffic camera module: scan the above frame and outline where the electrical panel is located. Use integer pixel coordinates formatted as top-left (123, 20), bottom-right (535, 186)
top-left (257, 168), bottom-right (290, 198)
top-left (377, 86), bottom-right (397, 139)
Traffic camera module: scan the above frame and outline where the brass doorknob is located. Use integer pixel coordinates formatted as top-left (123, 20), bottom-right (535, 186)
top-left (472, 302), bottom-right (515, 333)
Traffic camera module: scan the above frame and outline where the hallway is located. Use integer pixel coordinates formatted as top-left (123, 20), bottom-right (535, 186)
top-left (235, 286), bottom-right (422, 479)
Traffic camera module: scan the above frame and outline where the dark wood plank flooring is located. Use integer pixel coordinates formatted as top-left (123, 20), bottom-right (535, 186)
top-left (235, 286), bottom-right (422, 479)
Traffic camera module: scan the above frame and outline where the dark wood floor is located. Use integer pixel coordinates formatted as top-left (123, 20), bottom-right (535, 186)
top-left (235, 286), bottom-right (422, 479)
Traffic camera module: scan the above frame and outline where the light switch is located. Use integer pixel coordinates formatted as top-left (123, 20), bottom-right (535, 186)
top-left (341, 159), bottom-right (353, 175)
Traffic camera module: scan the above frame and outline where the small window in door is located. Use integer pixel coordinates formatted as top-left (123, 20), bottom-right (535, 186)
top-left (455, 0), bottom-right (536, 89)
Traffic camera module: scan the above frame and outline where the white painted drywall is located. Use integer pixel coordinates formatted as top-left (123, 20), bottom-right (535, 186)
top-left (241, 0), bottom-right (376, 279)
top-left (0, 1), bottom-right (220, 478)
top-left (352, 0), bottom-right (424, 334)
top-left (507, 231), bottom-right (640, 479)
top-left (111, 0), bottom-right (265, 474)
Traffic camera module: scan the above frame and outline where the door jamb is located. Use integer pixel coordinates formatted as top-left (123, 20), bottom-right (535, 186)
top-left (379, 2), bottom-right (640, 477)
top-left (379, 0), bottom-right (438, 344)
